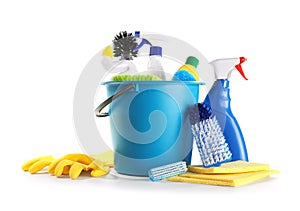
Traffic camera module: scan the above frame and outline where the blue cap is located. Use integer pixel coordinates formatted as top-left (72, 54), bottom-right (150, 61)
top-left (150, 46), bottom-right (162, 56)
top-left (134, 31), bottom-right (140, 38)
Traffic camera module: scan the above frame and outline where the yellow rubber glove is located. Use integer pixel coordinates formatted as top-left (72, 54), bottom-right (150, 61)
top-left (22, 155), bottom-right (55, 173)
top-left (47, 153), bottom-right (93, 175)
top-left (22, 151), bottom-right (113, 179)
top-left (51, 154), bottom-right (109, 179)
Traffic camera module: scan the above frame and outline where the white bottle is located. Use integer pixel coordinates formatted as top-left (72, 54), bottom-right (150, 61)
top-left (147, 46), bottom-right (166, 80)
top-left (110, 60), bottom-right (138, 75)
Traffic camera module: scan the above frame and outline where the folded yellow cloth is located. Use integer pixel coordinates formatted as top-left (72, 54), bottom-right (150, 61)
top-left (166, 161), bottom-right (279, 187)
top-left (188, 160), bottom-right (270, 174)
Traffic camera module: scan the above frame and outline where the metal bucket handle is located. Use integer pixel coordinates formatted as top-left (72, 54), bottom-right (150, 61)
top-left (95, 84), bottom-right (136, 117)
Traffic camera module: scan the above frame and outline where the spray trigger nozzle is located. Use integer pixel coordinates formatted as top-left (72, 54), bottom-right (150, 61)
top-left (133, 31), bottom-right (152, 52)
top-left (235, 57), bottom-right (248, 80)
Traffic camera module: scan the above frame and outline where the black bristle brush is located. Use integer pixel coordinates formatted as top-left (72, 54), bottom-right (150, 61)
top-left (113, 31), bottom-right (138, 60)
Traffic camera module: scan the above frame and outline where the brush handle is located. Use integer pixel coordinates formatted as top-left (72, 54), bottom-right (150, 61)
top-left (95, 84), bottom-right (136, 117)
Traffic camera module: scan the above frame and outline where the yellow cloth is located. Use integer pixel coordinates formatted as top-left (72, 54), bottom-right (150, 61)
top-left (166, 170), bottom-right (279, 187)
top-left (166, 161), bottom-right (279, 187)
top-left (188, 160), bottom-right (270, 174)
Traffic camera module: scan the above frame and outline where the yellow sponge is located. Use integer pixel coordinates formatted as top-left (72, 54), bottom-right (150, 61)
top-left (166, 170), bottom-right (279, 187)
top-left (188, 160), bottom-right (270, 174)
top-left (166, 161), bottom-right (279, 187)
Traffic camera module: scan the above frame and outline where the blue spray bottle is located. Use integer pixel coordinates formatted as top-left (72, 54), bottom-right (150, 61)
top-left (204, 57), bottom-right (249, 161)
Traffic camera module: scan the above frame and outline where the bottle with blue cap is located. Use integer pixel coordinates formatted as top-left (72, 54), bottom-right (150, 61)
top-left (147, 46), bottom-right (166, 80)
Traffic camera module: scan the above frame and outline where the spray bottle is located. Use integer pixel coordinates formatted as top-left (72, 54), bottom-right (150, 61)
top-left (204, 57), bottom-right (249, 161)
top-left (133, 32), bottom-right (166, 80)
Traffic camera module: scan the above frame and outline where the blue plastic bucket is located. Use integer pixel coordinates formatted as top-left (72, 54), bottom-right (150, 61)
top-left (99, 81), bottom-right (203, 176)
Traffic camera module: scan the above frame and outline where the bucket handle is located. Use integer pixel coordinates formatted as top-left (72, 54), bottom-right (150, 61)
top-left (95, 84), bottom-right (136, 117)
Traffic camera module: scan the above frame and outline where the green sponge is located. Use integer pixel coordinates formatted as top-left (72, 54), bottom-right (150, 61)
top-left (112, 74), bottom-right (162, 81)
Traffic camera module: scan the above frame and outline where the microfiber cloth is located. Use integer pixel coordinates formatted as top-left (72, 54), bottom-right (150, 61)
top-left (166, 161), bottom-right (279, 187)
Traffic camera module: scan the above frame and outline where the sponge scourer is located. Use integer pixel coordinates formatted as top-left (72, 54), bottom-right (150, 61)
top-left (166, 161), bottom-right (279, 187)
top-left (112, 74), bottom-right (162, 81)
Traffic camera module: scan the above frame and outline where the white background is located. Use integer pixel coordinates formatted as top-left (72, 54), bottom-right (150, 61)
top-left (1, 0), bottom-right (299, 210)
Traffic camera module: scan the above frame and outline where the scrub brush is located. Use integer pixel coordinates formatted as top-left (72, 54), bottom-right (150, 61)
top-left (148, 161), bottom-right (188, 182)
top-left (189, 103), bottom-right (232, 168)
top-left (113, 31), bottom-right (138, 60)
top-left (112, 74), bottom-right (162, 81)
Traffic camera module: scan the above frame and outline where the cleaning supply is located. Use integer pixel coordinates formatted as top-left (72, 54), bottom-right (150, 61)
top-left (173, 56), bottom-right (200, 81)
top-left (96, 80), bottom-right (204, 176)
top-left (166, 169), bottom-right (279, 187)
top-left (112, 74), bottom-right (162, 81)
top-left (189, 103), bottom-right (232, 167)
top-left (111, 31), bottom-right (139, 74)
top-left (188, 160), bottom-right (270, 174)
top-left (53, 158), bottom-right (109, 179)
top-left (132, 32), bottom-right (166, 80)
top-left (101, 45), bottom-right (114, 70)
top-left (133, 31), bottom-right (152, 50)
top-left (102, 45), bottom-right (113, 58)
top-left (148, 161), bottom-right (187, 182)
top-left (22, 151), bottom-right (114, 179)
top-left (22, 155), bottom-right (55, 174)
top-left (173, 71), bottom-right (196, 81)
top-left (166, 160), bottom-right (279, 187)
top-left (147, 46), bottom-right (166, 80)
top-left (90, 150), bottom-right (114, 168)
top-left (204, 57), bottom-right (248, 161)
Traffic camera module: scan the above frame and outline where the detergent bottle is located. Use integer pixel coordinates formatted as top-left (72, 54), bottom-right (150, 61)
top-left (204, 57), bottom-right (249, 161)
top-left (132, 32), bottom-right (166, 80)
top-left (173, 56), bottom-right (200, 81)
top-left (147, 46), bottom-right (166, 80)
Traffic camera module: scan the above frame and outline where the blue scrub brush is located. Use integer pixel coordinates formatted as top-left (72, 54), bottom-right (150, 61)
top-left (148, 161), bottom-right (188, 182)
top-left (189, 103), bottom-right (232, 168)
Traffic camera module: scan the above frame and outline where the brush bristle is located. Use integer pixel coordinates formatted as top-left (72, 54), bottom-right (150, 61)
top-left (113, 31), bottom-right (138, 60)
top-left (112, 74), bottom-right (162, 81)
top-left (197, 103), bottom-right (213, 120)
top-left (148, 161), bottom-right (187, 181)
top-left (190, 103), bottom-right (232, 167)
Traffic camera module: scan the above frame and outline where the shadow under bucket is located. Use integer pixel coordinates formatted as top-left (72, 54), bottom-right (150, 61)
top-left (96, 81), bottom-right (204, 176)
